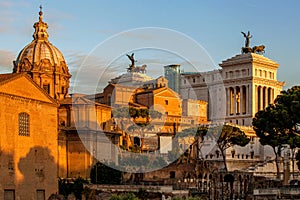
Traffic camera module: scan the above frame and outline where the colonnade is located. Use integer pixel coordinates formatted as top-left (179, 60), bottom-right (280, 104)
top-left (226, 85), bottom-right (275, 116)
top-left (226, 85), bottom-right (249, 116)
top-left (255, 85), bottom-right (274, 112)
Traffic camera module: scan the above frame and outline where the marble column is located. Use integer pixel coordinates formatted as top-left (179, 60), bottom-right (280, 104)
top-left (255, 85), bottom-right (258, 113)
top-left (267, 87), bottom-right (271, 105)
top-left (247, 85), bottom-right (250, 115)
top-left (240, 85), bottom-right (244, 115)
top-left (233, 87), bottom-right (237, 115)
top-left (259, 86), bottom-right (263, 111)
top-left (264, 87), bottom-right (268, 109)
top-left (226, 88), bottom-right (230, 116)
top-left (230, 87), bottom-right (234, 115)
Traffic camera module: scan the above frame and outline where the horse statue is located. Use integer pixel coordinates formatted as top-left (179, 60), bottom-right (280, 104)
top-left (252, 45), bottom-right (265, 54)
top-left (132, 64), bottom-right (147, 74)
top-left (241, 47), bottom-right (252, 54)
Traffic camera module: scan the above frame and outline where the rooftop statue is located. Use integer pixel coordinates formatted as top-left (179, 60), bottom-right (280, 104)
top-left (126, 53), bottom-right (147, 74)
top-left (252, 45), bottom-right (265, 54)
top-left (126, 53), bottom-right (136, 72)
top-left (241, 31), bottom-right (252, 48)
top-left (241, 31), bottom-right (265, 54)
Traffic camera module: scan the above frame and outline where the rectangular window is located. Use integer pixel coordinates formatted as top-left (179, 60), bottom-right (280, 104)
top-left (170, 171), bottom-right (175, 179)
top-left (36, 190), bottom-right (45, 200)
top-left (19, 112), bottom-right (30, 136)
top-left (43, 84), bottom-right (50, 94)
top-left (165, 100), bottom-right (168, 105)
top-left (8, 160), bottom-right (14, 171)
top-left (4, 190), bottom-right (15, 200)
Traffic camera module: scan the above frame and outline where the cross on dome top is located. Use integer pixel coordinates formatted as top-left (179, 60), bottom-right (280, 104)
top-left (39, 5), bottom-right (43, 22)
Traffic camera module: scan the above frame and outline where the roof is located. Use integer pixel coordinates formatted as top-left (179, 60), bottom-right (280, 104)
top-left (135, 86), bottom-right (180, 98)
top-left (0, 73), bottom-right (20, 83)
top-left (220, 53), bottom-right (279, 68)
top-left (60, 96), bottom-right (111, 108)
top-left (128, 101), bottom-right (148, 108)
top-left (0, 73), bottom-right (58, 105)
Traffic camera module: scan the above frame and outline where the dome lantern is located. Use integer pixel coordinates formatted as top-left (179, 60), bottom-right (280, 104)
top-left (32, 5), bottom-right (49, 41)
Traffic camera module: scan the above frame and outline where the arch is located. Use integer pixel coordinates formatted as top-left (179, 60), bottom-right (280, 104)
top-left (133, 136), bottom-right (141, 146)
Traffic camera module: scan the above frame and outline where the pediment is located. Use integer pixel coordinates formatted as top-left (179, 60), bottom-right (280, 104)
top-left (154, 88), bottom-right (180, 98)
top-left (0, 74), bottom-right (56, 104)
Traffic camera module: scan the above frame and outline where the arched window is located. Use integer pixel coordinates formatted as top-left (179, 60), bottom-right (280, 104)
top-left (19, 112), bottom-right (30, 136)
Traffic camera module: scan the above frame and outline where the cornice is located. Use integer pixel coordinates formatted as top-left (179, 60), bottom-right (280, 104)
top-left (0, 92), bottom-right (59, 107)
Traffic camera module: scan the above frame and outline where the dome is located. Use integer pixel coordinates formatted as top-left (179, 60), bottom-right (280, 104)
top-left (13, 7), bottom-right (68, 74)
top-left (13, 6), bottom-right (71, 100)
top-left (14, 40), bottom-right (66, 69)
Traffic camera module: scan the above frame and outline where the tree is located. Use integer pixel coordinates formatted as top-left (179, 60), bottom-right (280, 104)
top-left (58, 177), bottom-right (88, 200)
top-left (253, 104), bottom-right (288, 178)
top-left (208, 125), bottom-right (250, 171)
top-left (275, 86), bottom-right (300, 133)
top-left (177, 125), bottom-right (248, 171)
top-left (277, 86), bottom-right (300, 176)
top-left (287, 134), bottom-right (300, 178)
top-left (110, 193), bottom-right (138, 200)
top-left (113, 107), bottom-right (162, 152)
top-left (90, 162), bottom-right (122, 184)
top-left (253, 86), bottom-right (300, 178)
top-left (170, 126), bottom-right (208, 163)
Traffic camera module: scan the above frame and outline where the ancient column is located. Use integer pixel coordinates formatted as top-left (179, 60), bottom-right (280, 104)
top-left (240, 86), bottom-right (244, 114)
top-left (259, 86), bottom-right (263, 111)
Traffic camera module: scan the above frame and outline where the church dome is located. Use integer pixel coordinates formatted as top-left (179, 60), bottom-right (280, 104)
top-left (15, 39), bottom-right (66, 67)
top-left (13, 6), bottom-right (71, 100)
top-left (14, 40), bottom-right (67, 70)
top-left (13, 7), bottom-right (69, 74)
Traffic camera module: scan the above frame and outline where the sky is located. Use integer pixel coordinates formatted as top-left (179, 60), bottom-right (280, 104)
top-left (1, 0), bottom-right (300, 93)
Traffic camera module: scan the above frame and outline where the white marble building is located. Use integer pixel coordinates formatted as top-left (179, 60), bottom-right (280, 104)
top-left (181, 53), bottom-right (284, 126)
top-left (181, 53), bottom-right (289, 178)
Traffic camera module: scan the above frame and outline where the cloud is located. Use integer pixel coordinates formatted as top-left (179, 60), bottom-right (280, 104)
top-left (0, 50), bottom-right (15, 73)
top-left (66, 51), bottom-right (123, 94)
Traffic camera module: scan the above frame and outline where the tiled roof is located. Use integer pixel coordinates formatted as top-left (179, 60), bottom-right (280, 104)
top-left (0, 73), bottom-right (20, 84)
